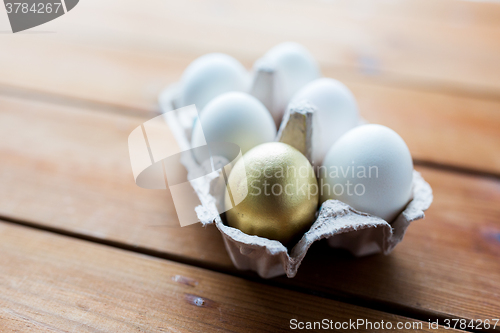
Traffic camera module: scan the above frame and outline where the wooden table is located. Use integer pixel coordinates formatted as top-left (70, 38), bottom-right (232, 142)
top-left (1, 0), bottom-right (499, 331)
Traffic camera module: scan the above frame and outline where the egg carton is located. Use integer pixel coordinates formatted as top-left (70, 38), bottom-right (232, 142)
top-left (159, 65), bottom-right (433, 279)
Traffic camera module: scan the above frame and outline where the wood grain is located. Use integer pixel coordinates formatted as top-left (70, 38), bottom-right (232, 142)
top-left (279, 167), bottom-right (500, 320)
top-left (0, 95), bottom-right (234, 267)
top-left (342, 80), bottom-right (500, 175)
top-left (0, 95), bottom-right (499, 324)
top-left (2, 0), bottom-right (500, 173)
top-left (0, 222), bottom-right (455, 333)
top-left (1, 0), bottom-right (499, 330)
top-left (1, 52), bottom-right (500, 177)
top-left (1, 0), bottom-right (500, 97)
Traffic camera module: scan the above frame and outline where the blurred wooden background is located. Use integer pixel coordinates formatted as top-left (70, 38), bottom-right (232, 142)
top-left (0, 0), bottom-right (499, 331)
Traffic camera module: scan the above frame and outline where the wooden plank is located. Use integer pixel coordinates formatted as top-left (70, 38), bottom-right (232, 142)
top-left (1, 0), bottom-right (500, 97)
top-left (2, 1), bottom-right (500, 173)
top-left (0, 222), bottom-right (452, 332)
top-left (279, 167), bottom-right (500, 320)
top-left (1, 59), bottom-right (500, 176)
top-left (349, 81), bottom-right (500, 175)
top-left (0, 96), bottom-right (499, 324)
top-left (0, 95), bottom-right (233, 267)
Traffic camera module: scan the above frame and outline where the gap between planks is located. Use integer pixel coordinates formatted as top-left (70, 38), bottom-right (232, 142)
top-left (0, 77), bottom-right (498, 330)
top-left (3, 0), bottom-right (500, 102)
top-left (0, 214), bottom-right (494, 333)
top-left (0, 220), bottom-right (463, 333)
top-left (0, 82), bottom-right (498, 181)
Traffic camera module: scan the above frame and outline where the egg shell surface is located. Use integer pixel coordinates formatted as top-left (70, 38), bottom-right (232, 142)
top-left (263, 42), bottom-right (320, 120)
top-left (225, 142), bottom-right (319, 246)
top-left (320, 124), bottom-right (413, 222)
top-left (291, 78), bottom-right (359, 164)
top-left (181, 53), bottom-right (249, 111)
top-left (191, 92), bottom-right (276, 164)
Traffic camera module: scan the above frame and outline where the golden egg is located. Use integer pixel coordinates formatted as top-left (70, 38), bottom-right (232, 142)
top-left (225, 142), bottom-right (318, 246)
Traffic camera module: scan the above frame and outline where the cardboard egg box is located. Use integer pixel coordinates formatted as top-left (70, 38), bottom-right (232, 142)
top-left (159, 62), bottom-right (433, 279)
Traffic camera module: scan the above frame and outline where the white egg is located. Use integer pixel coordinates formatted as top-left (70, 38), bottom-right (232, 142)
top-left (291, 78), bottom-right (359, 164)
top-left (262, 42), bottom-right (320, 122)
top-left (320, 124), bottom-right (413, 222)
top-left (180, 53), bottom-right (249, 112)
top-left (191, 92), bottom-right (276, 164)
